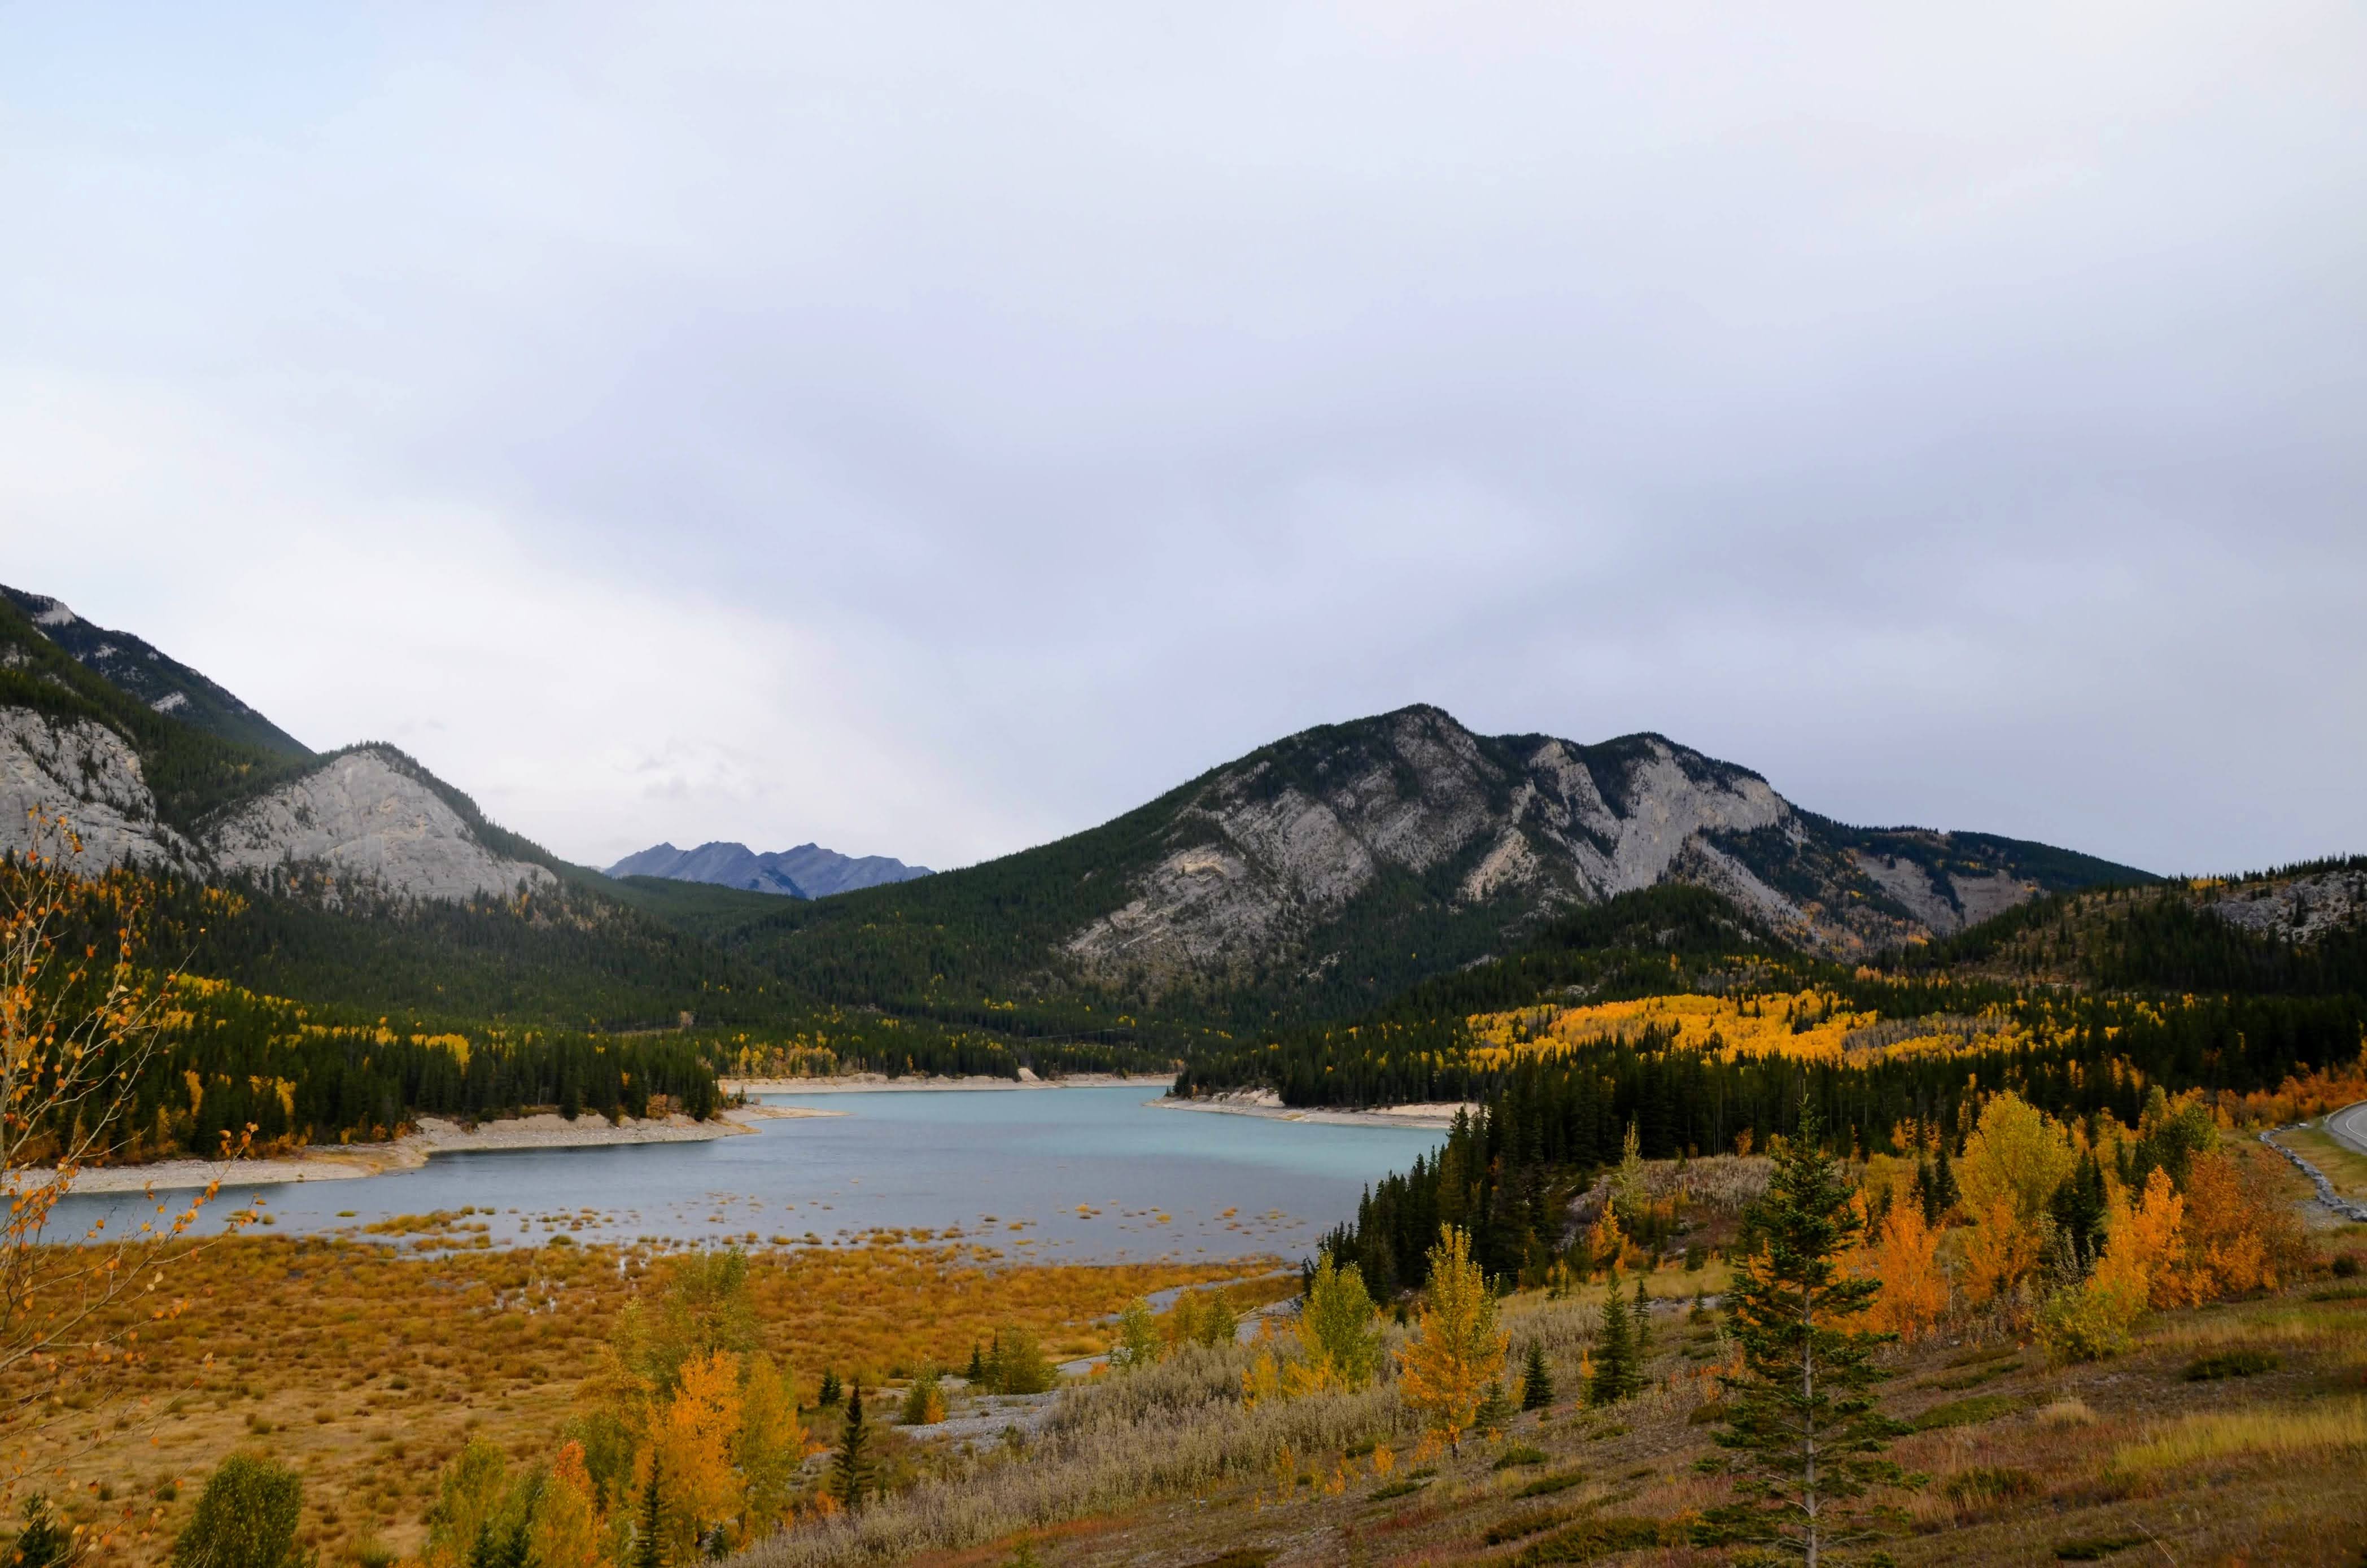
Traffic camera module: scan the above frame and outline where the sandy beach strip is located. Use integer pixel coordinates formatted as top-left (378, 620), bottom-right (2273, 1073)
top-left (24, 1103), bottom-right (836, 1194)
top-left (1155, 1089), bottom-right (1473, 1130)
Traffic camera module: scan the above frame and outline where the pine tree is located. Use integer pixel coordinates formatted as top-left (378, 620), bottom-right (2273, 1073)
top-left (1697, 1109), bottom-right (1904, 1566)
top-left (2049, 1148), bottom-right (2110, 1277)
top-left (1518, 1341), bottom-right (1554, 1411)
top-left (1931, 1138), bottom-right (1960, 1217)
top-left (630, 1466), bottom-right (666, 1568)
top-left (817, 1368), bottom-right (842, 1408)
top-left (1472, 1379), bottom-right (1514, 1438)
top-left (1631, 1274), bottom-right (1653, 1365)
top-left (1587, 1270), bottom-right (1636, 1407)
top-left (831, 1386), bottom-right (873, 1510)
top-left (964, 1342), bottom-right (986, 1383)
top-left (14, 1497), bottom-right (73, 1568)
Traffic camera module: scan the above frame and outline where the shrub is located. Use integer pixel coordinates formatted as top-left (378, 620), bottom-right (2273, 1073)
top-left (170, 1454), bottom-right (308, 1568)
top-left (1518, 1470), bottom-right (1587, 1498)
top-left (898, 1370), bottom-right (947, 1425)
top-left (1368, 1478), bottom-right (1425, 1501)
top-left (2055, 1536), bottom-right (2148, 1561)
top-left (1492, 1444), bottom-right (1549, 1470)
top-left (2182, 1349), bottom-right (2279, 1382)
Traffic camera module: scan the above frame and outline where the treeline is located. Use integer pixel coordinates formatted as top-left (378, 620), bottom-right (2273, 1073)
top-left (29, 979), bottom-right (722, 1165)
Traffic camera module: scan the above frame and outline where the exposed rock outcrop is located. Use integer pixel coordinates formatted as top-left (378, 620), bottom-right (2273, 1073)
top-left (1060, 705), bottom-right (2111, 988)
top-left (206, 751), bottom-right (552, 901)
top-left (0, 709), bottom-right (191, 868)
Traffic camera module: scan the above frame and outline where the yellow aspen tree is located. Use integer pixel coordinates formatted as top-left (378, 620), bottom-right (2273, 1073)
top-left (736, 1352), bottom-right (805, 1539)
top-left (1957, 1093), bottom-right (2075, 1234)
top-left (2172, 1151), bottom-right (2283, 1301)
top-left (531, 1443), bottom-right (603, 1568)
top-left (1959, 1194), bottom-right (2042, 1305)
top-left (1864, 1200), bottom-right (1947, 1341)
top-left (1394, 1225), bottom-right (1508, 1456)
top-left (652, 1349), bottom-right (744, 1556)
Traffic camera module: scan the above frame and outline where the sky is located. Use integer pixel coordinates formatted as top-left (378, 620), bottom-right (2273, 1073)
top-left (4, 2), bottom-right (2362, 876)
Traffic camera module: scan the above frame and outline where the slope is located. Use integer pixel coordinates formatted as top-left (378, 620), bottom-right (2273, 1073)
top-left (0, 585), bottom-right (312, 758)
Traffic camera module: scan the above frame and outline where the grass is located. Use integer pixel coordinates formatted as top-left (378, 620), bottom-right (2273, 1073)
top-left (2286, 1124), bottom-right (2367, 1200)
top-left (14, 1235), bottom-right (1248, 1567)
top-left (2113, 1400), bottom-right (2367, 1475)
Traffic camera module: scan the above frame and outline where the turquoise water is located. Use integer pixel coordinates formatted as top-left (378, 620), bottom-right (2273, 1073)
top-left (49, 1088), bottom-right (1443, 1264)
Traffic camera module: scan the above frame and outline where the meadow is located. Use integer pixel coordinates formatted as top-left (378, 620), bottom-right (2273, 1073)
top-left (13, 1232), bottom-right (1257, 1568)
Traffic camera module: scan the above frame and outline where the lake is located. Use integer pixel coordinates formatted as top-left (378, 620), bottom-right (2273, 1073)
top-left (49, 1087), bottom-right (1445, 1264)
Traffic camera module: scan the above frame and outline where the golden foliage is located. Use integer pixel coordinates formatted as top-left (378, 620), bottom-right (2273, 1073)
top-left (1862, 1201), bottom-right (1947, 1342)
top-left (1958, 1092), bottom-right (2075, 1231)
top-left (1394, 1226), bottom-right (1507, 1455)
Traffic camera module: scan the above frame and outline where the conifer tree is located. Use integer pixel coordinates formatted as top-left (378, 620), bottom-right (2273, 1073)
top-left (817, 1368), bottom-right (842, 1408)
top-left (1698, 1110), bottom-right (1903, 1566)
top-left (1518, 1342), bottom-right (1554, 1411)
top-left (831, 1387), bottom-right (873, 1510)
top-left (13, 1497), bottom-right (73, 1568)
top-left (1472, 1380), bottom-right (1513, 1438)
top-left (1587, 1271), bottom-right (1637, 1407)
top-left (1631, 1274), bottom-right (1653, 1366)
top-left (630, 1467), bottom-right (666, 1568)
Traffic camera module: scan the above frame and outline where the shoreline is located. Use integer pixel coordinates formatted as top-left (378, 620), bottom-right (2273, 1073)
top-left (1155, 1089), bottom-right (1473, 1130)
top-left (727, 1071), bottom-right (1170, 1095)
top-left (29, 1104), bottom-right (835, 1194)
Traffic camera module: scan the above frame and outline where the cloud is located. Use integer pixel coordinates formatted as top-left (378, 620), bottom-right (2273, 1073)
top-left (2, 1), bottom-right (2361, 873)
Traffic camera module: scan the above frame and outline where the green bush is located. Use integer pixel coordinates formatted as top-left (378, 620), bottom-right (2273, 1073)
top-left (170, 1455), bottom-right (309, 1568)
top-left (1492, 1444), bottom-right (1549, 1470)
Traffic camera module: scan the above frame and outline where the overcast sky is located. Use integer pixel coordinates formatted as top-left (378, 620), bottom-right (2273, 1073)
top-left (5, 3), bottom-right (2362, 876)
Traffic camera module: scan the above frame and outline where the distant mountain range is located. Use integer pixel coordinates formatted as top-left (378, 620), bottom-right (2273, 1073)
top-left (606, 841), bottom-right (931, 898)
top-left (0, 579), bottom-right (2199, 1035)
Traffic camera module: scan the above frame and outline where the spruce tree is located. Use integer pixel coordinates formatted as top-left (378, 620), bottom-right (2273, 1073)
top-left (1587, 1272), bottom-right (1636, 1407)
top-left (1631, 1274), bottom-right (1653, 1366)
top-left (964, 1343), bottom-right (986, 1384)
top-left (1698, 1110), bottom-right (1903, 1566)
top-left (1519, 1341), bottom-right (1554, 1411)
top-left (14, 1497), bottom-right (73, 1568)
top-left (1471, 1380), bottom-right (1514, 1438)
top-left (817, 1368), bottom-right (842, 1408)
top-left (831, 1386), bottom-right (873, 1510)
top-left (630, 1466), bottom-right (665, 1568)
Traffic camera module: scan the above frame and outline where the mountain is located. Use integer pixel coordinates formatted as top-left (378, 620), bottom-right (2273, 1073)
top-left (715, 704), bottom-right (2152, 1029)
top-left (0, 592), bottom-right (550, 901)
top-left (606, 840), bottom-right (932, 898)
top-left (0, 587), bottom-right (312, 758)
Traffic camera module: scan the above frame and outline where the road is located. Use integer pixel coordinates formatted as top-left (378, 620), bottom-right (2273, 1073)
top-left (2329, 1100), bottom-right (2367, 1158)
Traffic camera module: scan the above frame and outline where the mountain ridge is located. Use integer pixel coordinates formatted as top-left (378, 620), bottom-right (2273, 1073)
top-left (606, 840), bottom-right (931, 899)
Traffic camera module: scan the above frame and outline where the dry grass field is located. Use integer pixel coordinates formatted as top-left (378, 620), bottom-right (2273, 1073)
top-left (14, 1228), bottom-right (1260, 1568)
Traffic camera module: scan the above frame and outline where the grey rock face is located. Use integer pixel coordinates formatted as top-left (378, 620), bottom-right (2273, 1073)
top-left (1064, 707), bottom-right (1809, 985)
top-left (2206, 871), bottom-right (2367, 945)
top-left (0, 709), bottom-right (193, 870)
top-left (206, 752), bottom-right (553, 901)
top-left (1058, 705), bottom-right (2104, 987)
